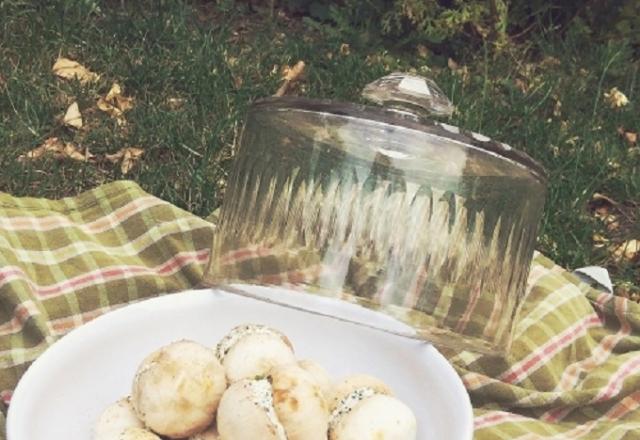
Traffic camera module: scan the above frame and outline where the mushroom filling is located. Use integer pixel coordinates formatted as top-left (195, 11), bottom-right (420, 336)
top-left (328, 387), bottom-right (377, 429)
top-left (247, 379), bottom-right (288, 440)
top-left (215, 325), bottom-right (281, 362)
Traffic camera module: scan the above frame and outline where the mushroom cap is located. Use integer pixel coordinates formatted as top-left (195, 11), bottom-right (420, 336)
top-left (298, 359), bottom-right (333, 399)
top-left (119, 427), bottom-right (162, 440)
top-left (216, 379), bottom-right (288, 440)
top-left (218, 326), bottom-right (295, 383)
top-left (131, 340), bottom-right (227, 439)
top-left (93, 397), bottom-right (143, 440)
top-left (329, 394), bottom-right (417, 440)
top-left (270, 363), bottom-right (329, 440)
top-left (329, 374), bottom-right (393, 411)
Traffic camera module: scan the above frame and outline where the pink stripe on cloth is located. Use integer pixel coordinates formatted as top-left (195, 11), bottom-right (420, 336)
top-left (539, 353), bottom-right (640, 426)
top-left (0, 249), bottom-right (210, 299)
top-left (591, 354), bottom-right (640, 404)
top-left (499, 314), bottom-right (602, 384)
top-left (474, 410), bottom-right (532, 430)
top-left (1, 390), bottom-right (11, 406)
top-left (551, 298), bottom-right (630, 400)
top-left (593, 291), bottom-right (614, 326)
top-left (219, 246), bottom-right (274, 265)
top-left (540, 406), bottom-right (573, 423)
top-left (595, 291), bottom-right (613, 308)
top-left (454, 281), bottom-right (482, 333)
top-left (517, 391), bottom-right (640, 439)
top-left (461, 371), bottom-right (496, 391)
top-left (47, 304), bottom-right (126, 336)
top-left (0, 196), bottom-right (165, 233)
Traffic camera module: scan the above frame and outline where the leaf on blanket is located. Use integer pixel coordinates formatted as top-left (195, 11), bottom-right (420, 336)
top-left (18, 137), bottom-right (93, 163)
top-left (105, 147), bottom-right (144, 174)
top-left (588, 193), bottom-right (619, 231)
top-left (52, 57), bottom-right (99, 84)
top-left (274, 60), bottom-right (305, 97)
top-left (62, 101), bottom-right (83, 129)
top-left (97, 83), bottom-right (134, 126)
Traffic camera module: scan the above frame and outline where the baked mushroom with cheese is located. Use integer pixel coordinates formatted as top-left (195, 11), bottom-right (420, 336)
top-left (93, 397), bottom-right (143, 440)
top-left (329, 374), bottom-right (393, 411)
top-left (270, 363), bottom-right (329, 440)
top-left (131, 340), bottom-right (227, 439)
top-left (328, 377), bottom-right (416, 440)
top-left (215, 324), bottom-right (296, 383)
top-left (216, 378), bottom-right (287, 440)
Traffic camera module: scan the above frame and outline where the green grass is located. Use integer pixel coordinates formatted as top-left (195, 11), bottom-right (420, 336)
top-left (0, 1), bottom-right (638, 291)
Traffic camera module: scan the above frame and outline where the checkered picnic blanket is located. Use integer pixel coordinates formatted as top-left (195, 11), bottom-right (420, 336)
top-left (0, 181), bottom-right (639, 439)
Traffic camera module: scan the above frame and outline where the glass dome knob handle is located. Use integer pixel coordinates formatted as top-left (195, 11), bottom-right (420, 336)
top-left (362, 72), bottom-right (455, 118)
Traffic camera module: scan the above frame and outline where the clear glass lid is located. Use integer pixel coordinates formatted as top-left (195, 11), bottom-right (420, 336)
top-left (204, 73), bottom-right (547, 355)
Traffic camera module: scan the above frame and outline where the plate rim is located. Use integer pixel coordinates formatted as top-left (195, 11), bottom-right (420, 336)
top-left (7, 288), bottom-right (474, 439)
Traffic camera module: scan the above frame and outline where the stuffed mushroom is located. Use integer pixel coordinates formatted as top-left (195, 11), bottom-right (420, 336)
top-left (270, 363), bottom-right (329, 440)
top-left (328, 380), bottom-right (416, 440)
top-left (94, 397), bottom-right (143, 440)
top-left (329, 374), bottom-right (393, 411)
top-left (215, 324), bottom-right (296, 383)
top-left (216, 378), bottom-right (288, 440)
top-left (131, 340), bottom-right (227, 439)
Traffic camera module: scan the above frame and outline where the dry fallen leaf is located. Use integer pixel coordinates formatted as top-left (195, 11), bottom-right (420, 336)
top-left (340, 43), bottom-right (350, 56)
top-left (166, 97), bottom-right (185, 110)
top-left (541, 56), bottom-right (561, 68)
top-left (625, 131), bottom-right (638, 145)
top-left (604, 87), bottom-right (629, 108)
top-left (590, 192), bottom-right (617, 208)
top-left (588, 192), bottom-right (621, 232)
top-left (274, 60), bottom-right (305, 97)
top-left (447, 58), bottom-right (469, 83)
top-left (97, 83), bottom-right (134, 126)
top-left (106, 83), bottom-right (134, 111)
top-left (515, 78), bottom-right (528, 93)
top-left (282, 61), bottom-right (305, 82)
top-left (62, 102), bottom-right (83, 129)
top-left (52, 57), bottom-right (99, 84)
top-left (612, 239), bottom-right (640, 263)
top-left (616, 126), bottom-right (637, 146)
top-left (106, 147), bottom-right (144, 174)
top-left (18, 137), bottom-right (93, 162)
top-left (592, 233), bottom-right (609, 248)
top-left (553, 98), bottom-right (562, 117)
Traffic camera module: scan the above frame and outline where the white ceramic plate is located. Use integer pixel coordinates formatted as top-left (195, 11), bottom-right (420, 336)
top-left (7, 288), bottom-right (473, 439)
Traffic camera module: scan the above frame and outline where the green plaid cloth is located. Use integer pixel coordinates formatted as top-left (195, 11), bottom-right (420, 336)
top-left (1, 181), bottom-right (639, 439)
